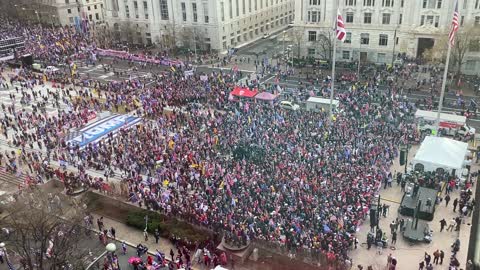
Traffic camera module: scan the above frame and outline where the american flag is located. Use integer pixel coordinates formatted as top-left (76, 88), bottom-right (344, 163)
top-left (336, 9), bottom-right (347, 42)
top-left (448, 0), bottom-right (459, 47)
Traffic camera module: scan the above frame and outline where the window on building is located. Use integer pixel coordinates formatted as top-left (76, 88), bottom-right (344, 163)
top-left (88, 6), bottom-right (91, 10)
top-left (192, 3), bottom-right (198, 22)
top-left (309, 0), bottom-right (320, 5)
top-left (181, 2), bottom-right (187, 21)
top-left (95, 13), bottom-right (100, 20)
top-left (236, 0), bottom-right (239, 16)
top-left (361, 33), bottom-right (370, 44)
top-left (203, 3), bottom-right (209, 23)
top-left (469, 39), bottom-right (480, 51)
top-left (89, 14), bottom-right (92, 21)
top-left (342, 50), bottom-right (351, 60)
top-left (364, 13), bottom-right (372, 24)
top-left (476, 16), bottom-right (480, 25)
top-left (401, 0), bottom-right (404, 7)
top-left (420, 15), bottom-right (425, 25)
top-left (220, 2), bottom-right (225, 21)
top-left (133, 1), bottom-right (139, 18)
top-left (426, 15), bottom-right (434, 25)
top-left (144, 1), bottom-right (148, 19)
top-left (160, 0), bottom-right (169, 20)
top-left (69, 17), bottom-right (74, 23)
top-left (229, 0), bottom-right (233, 18)
top-left (346, 12), bottom-right (354, 23)
top-left (125, 2), bottom-right (130, 18)
top-left (422, 0), bottom-right (427, 8)
top-left (476, 0), bottom-right (480, 8)
top-left (377, 53), bottom-right (386, 63)
top-left (437, 0), bottom-right (442, 8)
top-left (434, 16), bottom-right (439, 27)
top-left (399, 14), bottom-right (403, 24)
top-left (308, 31), bottom-right (317, 41)
top-left (94, 4), bottom-right (97, 9)
top-left (345, 0), bottom-right (356, 5)
top-left (249, 0), bottom-right (252, 12)
top-left (364, 0), bottom-right (375, 6)
top-left (308, 48), bottom-right (316, 55)
top-left (66, 0), bottom-right (69, 3)
top-left (382, 0), bottom-right (393, 7)
top-left (255, 0), bottom-right (257, 9)
top-left (466, 60), bottom-right (476, 70)
top-left (67, 9), bottom-right (72, 14)
top-left (379, 34), bottom-right (388, 46)
top-left (345, 32), bottom-right (352, 43)
top-left (307, 11), bottom-right (319, 22)
top-left (382, 13), bottom-right (391, 24)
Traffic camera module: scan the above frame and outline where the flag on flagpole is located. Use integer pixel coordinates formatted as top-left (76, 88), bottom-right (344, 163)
top-left (336, 9), bottom-right (347, 42)
top-left (448, 0), bottom-right (459, 47)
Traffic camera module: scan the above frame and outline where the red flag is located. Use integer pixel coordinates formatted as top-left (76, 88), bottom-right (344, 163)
top-left (336, 9), bottom-right (347, 42)
top-left (448, 0), bottom-right (459, 47)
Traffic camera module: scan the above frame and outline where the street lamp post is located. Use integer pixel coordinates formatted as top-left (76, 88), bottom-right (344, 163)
top-left (51, 15), bottom-right (56, 29)
top-left (391, 25), bottom-right (400, 67)
top-left (282, 30), bottom-right (286, 71)
top-left (86, 242), bottom-right (119, 270)
top-left (34, 11), bottom-right (42, 30)
top-left (193, 26), bottom-right (197, 62)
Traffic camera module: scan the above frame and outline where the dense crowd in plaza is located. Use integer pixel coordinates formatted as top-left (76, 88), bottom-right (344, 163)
top-left (0, 15), bottom-right (467, 270)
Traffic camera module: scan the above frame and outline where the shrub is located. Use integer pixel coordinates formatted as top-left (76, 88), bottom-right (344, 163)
top-left (125, 210), bottom-right (211, 247)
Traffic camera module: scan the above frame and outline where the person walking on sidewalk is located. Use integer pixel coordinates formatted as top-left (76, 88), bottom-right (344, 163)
top-left (445, 194), bottom-right (450, 206)
top-left (170, 249), bottom-right (175, 262)
top-left (447, 218), bottom-right (456, 232)
top-left (110, 227), bottom-right (116, 239)
top-left (453, 198), bottom-right (458, 212)
top-left (433, 250), bottom-right (440, 264)
top-left (439, 219), bottom-right (447, 232)
top-left (154, 228), bottom-right (160, 244)
top-left (122, 241), bottom-right (127, 255)
top-left (144, 229), bottom-right (149, 241)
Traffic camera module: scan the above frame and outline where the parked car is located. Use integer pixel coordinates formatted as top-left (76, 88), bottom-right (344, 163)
top-left (279, 101), bottom-right (300, 111)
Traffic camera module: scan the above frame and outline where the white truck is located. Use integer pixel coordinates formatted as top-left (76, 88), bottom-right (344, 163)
top-left (305, 97), bottom-right (340, 112)
top-left (415, 109), bottom-right (476, 136)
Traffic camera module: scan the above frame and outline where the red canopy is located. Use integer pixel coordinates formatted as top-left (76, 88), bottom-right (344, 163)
top-left (230, 86), bottom-right (258, 98)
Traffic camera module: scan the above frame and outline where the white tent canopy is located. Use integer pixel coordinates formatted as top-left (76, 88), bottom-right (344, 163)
top-left (413, 136), bottom-right (468, 172)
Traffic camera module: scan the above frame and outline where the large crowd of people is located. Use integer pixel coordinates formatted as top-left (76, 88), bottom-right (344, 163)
top-left (0, 15), bottom-right (461, 269)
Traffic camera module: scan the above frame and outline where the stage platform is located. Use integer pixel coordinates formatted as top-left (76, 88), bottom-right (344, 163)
top-left (402, 219), bottom-right (431, 243)
top-left (399, 186), bottom-right (437, 221)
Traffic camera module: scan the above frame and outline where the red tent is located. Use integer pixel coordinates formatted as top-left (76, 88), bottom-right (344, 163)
top-left (230, 86), bottom-right (258, 98)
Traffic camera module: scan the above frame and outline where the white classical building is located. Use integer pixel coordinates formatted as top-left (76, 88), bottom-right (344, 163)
top-left (103, 0), bottom-right (295, 52)
top-left (10, 0), bottom-right (106, 27)
top-left (294, 0), bottom-right (480, 74)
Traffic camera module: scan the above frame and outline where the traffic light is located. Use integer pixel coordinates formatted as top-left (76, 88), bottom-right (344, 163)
top-left (399, 150), bottom-right (406, 166)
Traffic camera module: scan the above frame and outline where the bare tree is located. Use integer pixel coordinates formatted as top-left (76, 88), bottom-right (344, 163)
top-left (316, 30), bottom-right (334, 61)
top-left (2, 191), bottom-right (91, 270)
top-left (292, 27), bottom-right (304, 58)
top-left (161, 22), bottom-right (177, 52)
top-left (423, 24), bottom-right (480, 76)
top-left (178, 26), bottom-right (207, 54)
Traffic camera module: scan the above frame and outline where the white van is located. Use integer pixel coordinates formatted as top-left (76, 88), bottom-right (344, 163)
top-left (415, 109), bottom-right (475, 136)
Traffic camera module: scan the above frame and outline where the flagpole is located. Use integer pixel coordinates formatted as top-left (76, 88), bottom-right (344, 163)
top-left (329, 0), bottom-right (339, 122)
top-left (435, 43), bottom-right (452, 135)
